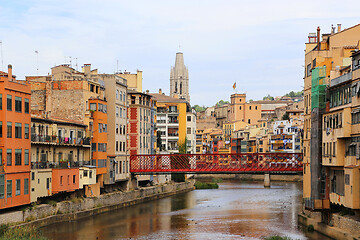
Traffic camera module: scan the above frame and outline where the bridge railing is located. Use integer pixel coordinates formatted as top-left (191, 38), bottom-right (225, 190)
top-left (130, 153), bottom-right (303, 173)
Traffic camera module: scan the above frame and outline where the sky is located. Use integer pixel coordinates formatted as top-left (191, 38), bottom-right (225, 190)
top-left (0, 0), bottom-right (359, 106)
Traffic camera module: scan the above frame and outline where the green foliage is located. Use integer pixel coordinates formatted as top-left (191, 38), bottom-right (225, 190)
top-left (307, 224), bottom-right (314, 232)
top-left (215, 100), bottom-right (230, 107)
top-left (178, 137), bottom-right (188, 154)
top-left (282, 112), bottom-right (290, 120)
top-left (0, 226), bottom-right (47, 240)
top-left (0, 225), bottom-right (9, 236)
top-left (194, 182), bottom-right (219, 189)
top-left (263, 236), bottom-right (292, 240)
top-left (263, 94), bottom-right (274, 101)
top-left (284, 90), bottom-right (303, 98)
top-left (212, 178), bottom-right (223, 183)
top-left (192, 105), bottom-right (206, 112)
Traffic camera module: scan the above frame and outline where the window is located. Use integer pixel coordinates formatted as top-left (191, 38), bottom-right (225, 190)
top-left (15, 179), bottom-right (20, 195)
top-left (116, 107), bottom-right (119, 117)
top-left (187, 128), bottom-right (191, 134)
top-left (15, 123), bottom-right (21, 138)
top-left (7, 180), bottom-right (12, 198)
top-left (0, 94), bottom-right (2, 110)
top-left (116, 90), bottom-right (119, 100)
top-left (239, 106), bottom-right (241, 110)
top-left (89, 170), bottom-right (92, 178)
top-left (119, 141), bottom-right (122, 151)
top-left (98, 123), bottom-right (102, 133)
top-left (73, 175), bottom-right (76, 184)
top-left (187, 116), bottom-right (191, 122)
top-left (0, 175), bottom-right (4, 198)
top-left (7, 122), bottom-right (12, 138)
top-left (24, 149), bottom-right (29, 165)
top-left (15, 149), bottom-right (21, 165)
top-left (24, 124), bottom-right (29, 139)
top-left (84, 170), bottom-right (88, 177)
top-left (15, 97), bottom-right (22, 112)
top-left (24, 98), bottom-right (29, 113)
top-left (116, 124), bottom-right (119, 134)
top-left (7, 95), bottom-right (12, 111)
top-left (92, 143), bottom-right (96, 152)
top-left (32, 172), bottom-right (35, 181)
top-left (90, 103), bottom-right (97, 111)
top-left (7, 149), bottom-right (12, 166)
top-left (0, 121), bottom-right (2, 138)
top-left (116, 141), bottom-right (118, 151)
top-left (249, 106), bottom-right (251, 110)
top-left (0, 149), bottom-right (2, 166)
top-left (60, 176), bottom-right (63, 185)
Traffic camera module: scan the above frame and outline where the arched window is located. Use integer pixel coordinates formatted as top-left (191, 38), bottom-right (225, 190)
top-left (180, 82), bottom-right (182, 94)
top-left (175, 82), bottom-right (178, 92)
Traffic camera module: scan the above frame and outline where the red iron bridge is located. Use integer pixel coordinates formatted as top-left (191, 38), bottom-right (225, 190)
top-left (130, 153), bottom-right (303, 175)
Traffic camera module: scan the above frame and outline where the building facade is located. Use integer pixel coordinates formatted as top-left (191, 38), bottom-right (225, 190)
top-left (0, 65), bottom-right (31, 209)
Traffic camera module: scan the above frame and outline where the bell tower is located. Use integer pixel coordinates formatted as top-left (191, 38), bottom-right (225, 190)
top-left (170, 52), bottom-right (190, 102)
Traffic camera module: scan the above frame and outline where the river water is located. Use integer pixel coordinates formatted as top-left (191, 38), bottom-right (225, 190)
top-left (42, 181), bottom-right (330, 240)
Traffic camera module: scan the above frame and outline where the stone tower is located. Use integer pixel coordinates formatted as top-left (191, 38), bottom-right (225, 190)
top-left (170, 52), bottom-right (190, 103)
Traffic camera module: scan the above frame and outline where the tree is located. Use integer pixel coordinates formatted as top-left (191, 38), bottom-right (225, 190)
top-left (263, 94), bottom-right (274, 101)
top-left (284, 90), bottom-right (303, 98)
top-left (282, 112), bottom-right (290, 120)
top-left (215, 100), bottom-right (230, 107)
top-left (193, 105), bottom-right (206, 112)
top-left (156, 131), bottom-right (163, 152)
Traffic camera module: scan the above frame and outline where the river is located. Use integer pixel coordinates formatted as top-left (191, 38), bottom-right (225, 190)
top-left (42, 181), bottom-right (330, 240)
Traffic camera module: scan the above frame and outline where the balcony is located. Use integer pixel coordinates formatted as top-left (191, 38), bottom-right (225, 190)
top-left (31, 160), bottom-right (93, 169)
top-left (31, 134), bottom-right (91, 146)
top-left (330, 72), bottom-right (352, 87)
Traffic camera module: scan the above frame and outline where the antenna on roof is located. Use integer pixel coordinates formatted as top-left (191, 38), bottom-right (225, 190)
top-left (35, 50), bottom-right (39, 75)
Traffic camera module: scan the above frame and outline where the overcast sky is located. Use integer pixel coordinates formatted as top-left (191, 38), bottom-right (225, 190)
top-left (0, 0), bottom-right (358, 106)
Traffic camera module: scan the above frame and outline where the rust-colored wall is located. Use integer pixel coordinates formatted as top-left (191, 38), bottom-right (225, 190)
top-left (0, 65), bottom-right (31, 209)
top-left (52, 168), bottom-right (79, 194)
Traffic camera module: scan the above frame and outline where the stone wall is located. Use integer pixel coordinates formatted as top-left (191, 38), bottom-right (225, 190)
top-left (299, 209), bottom-right (360, 240)
top-left (0, 181), bottom-right (194, 226)
top-left (195, 174), bottom-right (303, 182)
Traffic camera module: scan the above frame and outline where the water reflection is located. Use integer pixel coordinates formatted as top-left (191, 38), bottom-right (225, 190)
top-left (43, 181), bottom-right (330, 240)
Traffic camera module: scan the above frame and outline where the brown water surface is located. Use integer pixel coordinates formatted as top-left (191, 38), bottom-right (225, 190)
top-left (42, 181), bottom-right (330, 240)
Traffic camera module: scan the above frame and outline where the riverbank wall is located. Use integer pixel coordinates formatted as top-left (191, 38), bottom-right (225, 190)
top-left (0, 180), bottom-right (195, 227)
top-left (195, 174), bottom-right (302, 182)
top-left (298, 209), bottom-right (360, 240)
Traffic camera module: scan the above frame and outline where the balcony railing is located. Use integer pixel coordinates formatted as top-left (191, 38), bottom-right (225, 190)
top-left (330, 72), bottom-right (352, 87)
top-left (31, 134), bottom-right (91, 146)
top-left (31, 160), bottom-right (93, 169)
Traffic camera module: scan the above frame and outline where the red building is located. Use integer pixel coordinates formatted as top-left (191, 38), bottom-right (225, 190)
top-left (0, 65), bottom-right (31, 209)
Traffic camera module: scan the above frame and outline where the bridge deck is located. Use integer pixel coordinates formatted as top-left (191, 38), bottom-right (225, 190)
top-left (130, 153), bottom-right (303, 174)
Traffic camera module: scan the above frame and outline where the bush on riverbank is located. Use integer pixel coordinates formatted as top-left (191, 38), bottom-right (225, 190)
top-left (263, 236), bottom-right (291, 240)
top-left (0, 225), bottom-right (47, 240)
top-left (194, 182), bottom-right (219, 189)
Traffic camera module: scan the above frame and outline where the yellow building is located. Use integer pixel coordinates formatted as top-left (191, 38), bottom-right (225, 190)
top-left (151, 90), bottom-right (190, 153)
top-left (303, 22), bottom-right (360, 209)
top-left (303, 23), bottom-right (360, 206)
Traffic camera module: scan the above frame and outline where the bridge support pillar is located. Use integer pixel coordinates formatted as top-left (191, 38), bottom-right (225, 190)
top-left (264, 173), bottom-right (270, 188)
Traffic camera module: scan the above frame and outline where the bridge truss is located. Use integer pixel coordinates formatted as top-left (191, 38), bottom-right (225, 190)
top-left (130, 153), bottom-right (303, 174)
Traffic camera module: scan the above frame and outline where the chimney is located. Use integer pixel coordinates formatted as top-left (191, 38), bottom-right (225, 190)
top-left (337, 24), bottom-right (341, 33)
top-left (159, 88), bottom-right (162, 94)
top-left (83, 64), bottom-right (91, 75)
top-left (331, 24), bottom-right (335, 34)
top-left (8, 64), bottom-right (12, 81)
top-left (317, 26), bottom-right (321, 51)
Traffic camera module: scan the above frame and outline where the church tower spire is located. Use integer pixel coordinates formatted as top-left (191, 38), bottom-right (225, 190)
top-left (170, 52), bottom-right (190, 103)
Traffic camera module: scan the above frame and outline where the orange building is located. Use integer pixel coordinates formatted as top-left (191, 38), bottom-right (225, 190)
top-left (0, 65), bottom-right (31, 209)
top-left (89, 98), bottom-right (108, 187)
top-left (52, 168), bottom-right (79, 194)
